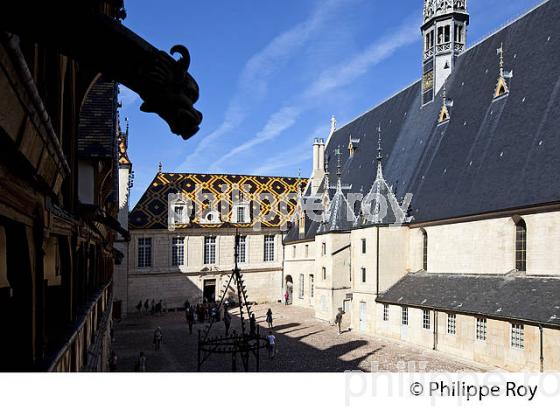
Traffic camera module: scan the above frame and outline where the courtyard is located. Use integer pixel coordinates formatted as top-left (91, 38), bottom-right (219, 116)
top-left (112, 303), bottom-right (488, 372)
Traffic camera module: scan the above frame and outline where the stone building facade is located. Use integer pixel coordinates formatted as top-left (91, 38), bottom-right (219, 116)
top-left (122, 172), bottom-right (305, 313)
top-left (284, 0), bottom-right (560, 372)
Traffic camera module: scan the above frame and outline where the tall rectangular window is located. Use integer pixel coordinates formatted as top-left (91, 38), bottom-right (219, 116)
top-left (236, 236), bottom-right (246, 264)
top-left (515, 220), bottom-right (527, 272)
top-left (423, 309), bottom-right (431, 330)
top-left (476, 317), bottom-right (487, 341)
top-left (171, 237), bottom-right (185, 266)
top-left (361, 238), bottom-right (366, 254)
top-left (383, 304), bottom-right (389, 321)
top-left (321, 242), bottom-right (326, 256)
top-left (264, 235), bottom-right (275, 262)
top-left (138, 237), bottom-right (152, 268)
top-left (361, 267), bottom-right (366, 283)
top-left (309, 274), bottom-right (314, 298)
top-left (299, 274), bottom-right (304, 299)
top-left (447, 313), bottom-right (456, 335)
top-left (511, 323), bottom-right (525, 349)
top-left (204, 236), bottom-right (216, 265)
top-left (292, 246), bottom-right (296, 258)
top-left (305, 244), bottom-right (309, 258)
top-left (322, 267), bottom-right (326, 280)
top-left (402, 307), bottom-right (409, 326)
top-left (422, 229), bottom-right (428, 271)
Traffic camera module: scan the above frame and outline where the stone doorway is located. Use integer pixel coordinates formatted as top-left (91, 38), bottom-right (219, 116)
top-left (203, 279), bottom-right (216, 303)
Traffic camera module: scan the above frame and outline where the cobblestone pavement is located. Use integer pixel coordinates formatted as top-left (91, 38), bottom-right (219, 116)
top-left (112, 303), bottom-right (488, 372)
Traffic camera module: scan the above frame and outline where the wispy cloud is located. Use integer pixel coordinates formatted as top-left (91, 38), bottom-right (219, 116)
top-left (249, 124), bottom-right (329, 175)
top-left (210, 14), bottom-right (420, 171)
top-left (178, 0), bottom-right (350, 172)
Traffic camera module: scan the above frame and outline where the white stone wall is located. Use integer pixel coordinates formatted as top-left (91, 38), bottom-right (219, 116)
top-left (285, 240), bottom-right (316, 308)
top-left (126, 229), bottom-right (284, 311)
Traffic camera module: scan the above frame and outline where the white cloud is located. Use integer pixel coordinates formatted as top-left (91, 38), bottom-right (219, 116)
top-left (178, 0), bottom-right (350, 172)
top-left (210, 15), bottom-right (420, 170)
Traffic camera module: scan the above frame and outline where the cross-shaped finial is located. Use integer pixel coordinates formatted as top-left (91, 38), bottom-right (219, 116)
top-left (497, 42), bottom-right (504, 77)
top-left (377, 123), bottom-right (383, 161)
top-left (335, 145), bottom-right (342, 177)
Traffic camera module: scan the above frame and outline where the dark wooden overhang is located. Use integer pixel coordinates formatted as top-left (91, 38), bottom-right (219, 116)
top-left (0, 1), bottom-right (202, 140)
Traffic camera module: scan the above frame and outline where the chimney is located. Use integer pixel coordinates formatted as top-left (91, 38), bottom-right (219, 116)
top-left (311, 138), bottom-right (325, 195)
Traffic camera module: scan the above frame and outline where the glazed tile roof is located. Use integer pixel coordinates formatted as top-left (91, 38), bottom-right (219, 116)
top-left (287, 0), bottom-right (560, 242)
top-left (129, 172), bottom-right (306, 230)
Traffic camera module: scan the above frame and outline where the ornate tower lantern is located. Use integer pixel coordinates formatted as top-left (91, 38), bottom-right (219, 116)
top-left (421, 0), bottom-right (469, 105)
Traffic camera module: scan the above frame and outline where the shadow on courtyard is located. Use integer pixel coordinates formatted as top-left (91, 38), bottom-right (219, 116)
top-left (111, 303), bottom-right (482, 373)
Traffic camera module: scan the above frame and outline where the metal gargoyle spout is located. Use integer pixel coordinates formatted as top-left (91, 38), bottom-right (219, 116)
top-left (139, 44), bottom-right (203, 140)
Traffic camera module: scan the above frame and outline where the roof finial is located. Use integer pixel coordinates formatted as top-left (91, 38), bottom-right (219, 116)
top-left (297, 168), bottom-right (303, 194)
top-left (330, 115), bottom-right (337, 134)
top-left (335, 145), bottom-right (342, 178)
top-left (497, 42), bottom-right (504, 78)
top-left (125, 116), bottom-right (129, 137)
top-left (494, 42), bottom-right (512, 98)
top-left (158, 162), bottom-right (163, 173)
top-left (376, 123), bottom-right (383, 162)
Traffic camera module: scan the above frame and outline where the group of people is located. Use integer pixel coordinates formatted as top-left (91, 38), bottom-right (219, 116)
top-left (136, 299), bottom-right (167, 315)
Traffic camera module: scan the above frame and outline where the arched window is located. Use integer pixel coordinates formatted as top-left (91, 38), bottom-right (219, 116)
top-left (421, 229), bottom-right (428, 271)
top-left (515, 219), bottom-right (527, 272)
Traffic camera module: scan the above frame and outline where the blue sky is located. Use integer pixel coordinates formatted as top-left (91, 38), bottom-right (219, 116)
top-left (121, 0), bottom-right (544, 207)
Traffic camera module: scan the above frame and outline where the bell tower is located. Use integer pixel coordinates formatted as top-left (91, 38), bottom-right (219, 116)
top-left (421, 0), bottom-right (469, 105)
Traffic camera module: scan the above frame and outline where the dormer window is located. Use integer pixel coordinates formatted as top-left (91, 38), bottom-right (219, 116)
top-left (233, 203), bottom-right (250, 224)
top-left (174, 206), bottom-right (186, 223)
top-left (200, 209), bottom-right (221, 225)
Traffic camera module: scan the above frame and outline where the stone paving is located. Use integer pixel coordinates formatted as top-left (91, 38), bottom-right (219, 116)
top-left (112, 303), bottom-right (488, 372)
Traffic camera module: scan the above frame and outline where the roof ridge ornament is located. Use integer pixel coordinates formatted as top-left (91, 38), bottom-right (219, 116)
top-left (494, 42), bottom-right (513, 99)
top-left (158, 161), bottom-right (163, 173)
top-left (438, 85), bottom-right (453, 124)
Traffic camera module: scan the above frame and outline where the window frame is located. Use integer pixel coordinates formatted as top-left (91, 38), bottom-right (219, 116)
top-left (515, 219), bottom-right (527, 272)
top-left (309, 274), bottom-right (314, 298)
top-left (137, 237), bottom-right (152, 268)
top-left (511, 323), bottom-right (525, 350)
top-left (264, 234), bottom-right (275, 262)
top-left (401, 306), bottom-right (409, 326)
top-left (321, 242), bottom-right (326, 256)
top-left (476, 317), bottom-right (487, 342)
top-left (204, 236), bottom-right (216, 265)
top-left (236, 235), bottom-right (247, 264)
top-left (421, 229), bottom-right (428, 271)
top-left (299, 274), bottom-right (304, 299)
top-left (361, 267), bottom-right (366, 283)
top-left (361, 238), bottom-right (367, 254)
top-left (447, 313), bottom-right (457, 335)
top-left (322, 267), bottom-right (326, 280)
top-left (383, 304), bottom-right (389, 322)
top-left (422, 309), bottom-right (431, 330)
top-left (171, 236), bottom-right (185, 266)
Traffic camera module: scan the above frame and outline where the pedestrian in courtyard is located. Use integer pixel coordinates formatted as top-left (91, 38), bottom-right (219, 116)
top-left (284, 290), bottom-right (289, 305)
top-left (249, 313), bottom-right (256, 337)
top-left (155, 299), bottom-right (162, 315)
top-left (266, 308), bottom-right (273, 328)
top-left (109, 351), bottom-right (118, 372)
top-left (136, 301), bottom-right (142, 314)
top-left (186, 307), bottom-right (194, 335)
top-left (153, 327), bottom-right (163, 351)
top-left (136, 352), bottom-right (147, 372)
top-left (184, 299), bottom-right (190, 311)
top-left (223, 308), bottom-right (232, 336)
top-left (144, 299), bottom-right (149, 313)
top-left (335, 308), bottom-right (344, 335)
top-left (266, 331), bottom-right (276, 359)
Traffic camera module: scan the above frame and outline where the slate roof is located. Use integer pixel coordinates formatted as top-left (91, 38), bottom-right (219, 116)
top-left (377, 272), bottom-right (560, 328)
top-left (130, 173), bottom-right (306, 230)
top-left (78, 76), bottom-right (118, 159)
top-left (286, 0), bottom-right (560, 242)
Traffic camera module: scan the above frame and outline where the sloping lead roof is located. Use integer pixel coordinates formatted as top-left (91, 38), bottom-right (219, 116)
top-left (318, 180), bottom-right (356, 233)
top-left (377, 272), bottom-right (560, 327)
top-left (286, 0), bottom-right (560, 243)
